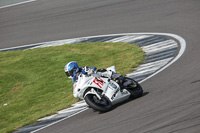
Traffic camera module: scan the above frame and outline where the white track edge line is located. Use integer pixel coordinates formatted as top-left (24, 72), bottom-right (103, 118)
top-left (0, 0), bottom-right (36, 9)
top-left (31, 107), bottom-right (88, 133)
top-left (0, 32), bottom-right (181, 51)
top-left (139, 33), bottom-right (186, 83)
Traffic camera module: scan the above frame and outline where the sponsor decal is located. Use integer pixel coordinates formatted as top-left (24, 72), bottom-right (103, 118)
top-left (111, 89), bottom-right (119, 100)
top-left (93, 77), bottom-right (104, 88)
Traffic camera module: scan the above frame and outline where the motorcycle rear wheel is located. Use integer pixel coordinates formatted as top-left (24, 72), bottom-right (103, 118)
top-left (84, 94), bottom-right (112, 112)
top-left (124, 77), bottom-right (143, 99)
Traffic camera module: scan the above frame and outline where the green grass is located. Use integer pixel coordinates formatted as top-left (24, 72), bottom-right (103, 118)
top-left (0, 42), bottom-right (145, 133)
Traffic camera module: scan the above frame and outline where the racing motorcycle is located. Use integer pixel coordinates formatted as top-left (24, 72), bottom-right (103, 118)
top-left (73, 66), bottom-right (143, 112)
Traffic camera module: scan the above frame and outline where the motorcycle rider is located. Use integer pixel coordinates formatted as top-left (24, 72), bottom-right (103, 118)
top-left (64, 61), bottom-right (97, 83)
top-left (64, 61), bottom-right (132, 90)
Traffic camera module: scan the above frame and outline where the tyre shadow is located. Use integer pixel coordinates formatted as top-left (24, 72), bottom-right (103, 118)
top-left (95, 91), bottom-right (149, 114)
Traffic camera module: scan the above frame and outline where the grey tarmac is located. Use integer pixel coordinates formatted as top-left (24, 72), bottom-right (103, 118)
top-left (1, 0), bottom-right (200, 133)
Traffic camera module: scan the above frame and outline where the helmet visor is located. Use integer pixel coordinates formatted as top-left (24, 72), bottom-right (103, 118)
top-left (65, 68), bottom-right (75, 77)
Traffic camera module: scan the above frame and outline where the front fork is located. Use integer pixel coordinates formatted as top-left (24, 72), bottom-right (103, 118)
top-left (84, 88), bottom-right (108, 105)
top-left (84, 88), bottom-right (102, 100)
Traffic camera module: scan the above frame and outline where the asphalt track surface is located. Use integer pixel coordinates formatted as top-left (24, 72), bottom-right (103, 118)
top-left (1, 0), bottom-right (200, 133)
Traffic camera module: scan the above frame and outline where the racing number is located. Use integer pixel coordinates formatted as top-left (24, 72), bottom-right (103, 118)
top-left (93, 77), bottom-right (104, 88)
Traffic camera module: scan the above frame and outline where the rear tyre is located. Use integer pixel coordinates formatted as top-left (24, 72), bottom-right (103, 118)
top-left (84, 94), bottom-right (112, 112)
top-left (124, 77), bottom-right (143, 99)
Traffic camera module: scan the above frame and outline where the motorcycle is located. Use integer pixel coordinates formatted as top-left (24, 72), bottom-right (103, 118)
top-left (73, 66), bottom-right (143, 112)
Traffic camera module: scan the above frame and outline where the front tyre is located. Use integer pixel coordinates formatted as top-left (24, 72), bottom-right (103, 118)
top-left (84, 94), bottom-right (112, 112)
top-left (124, 77), bottom-right (143, 99)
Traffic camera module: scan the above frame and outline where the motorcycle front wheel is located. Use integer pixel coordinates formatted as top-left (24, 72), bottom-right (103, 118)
top-left (84, 94), bottom-right (112, 112)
